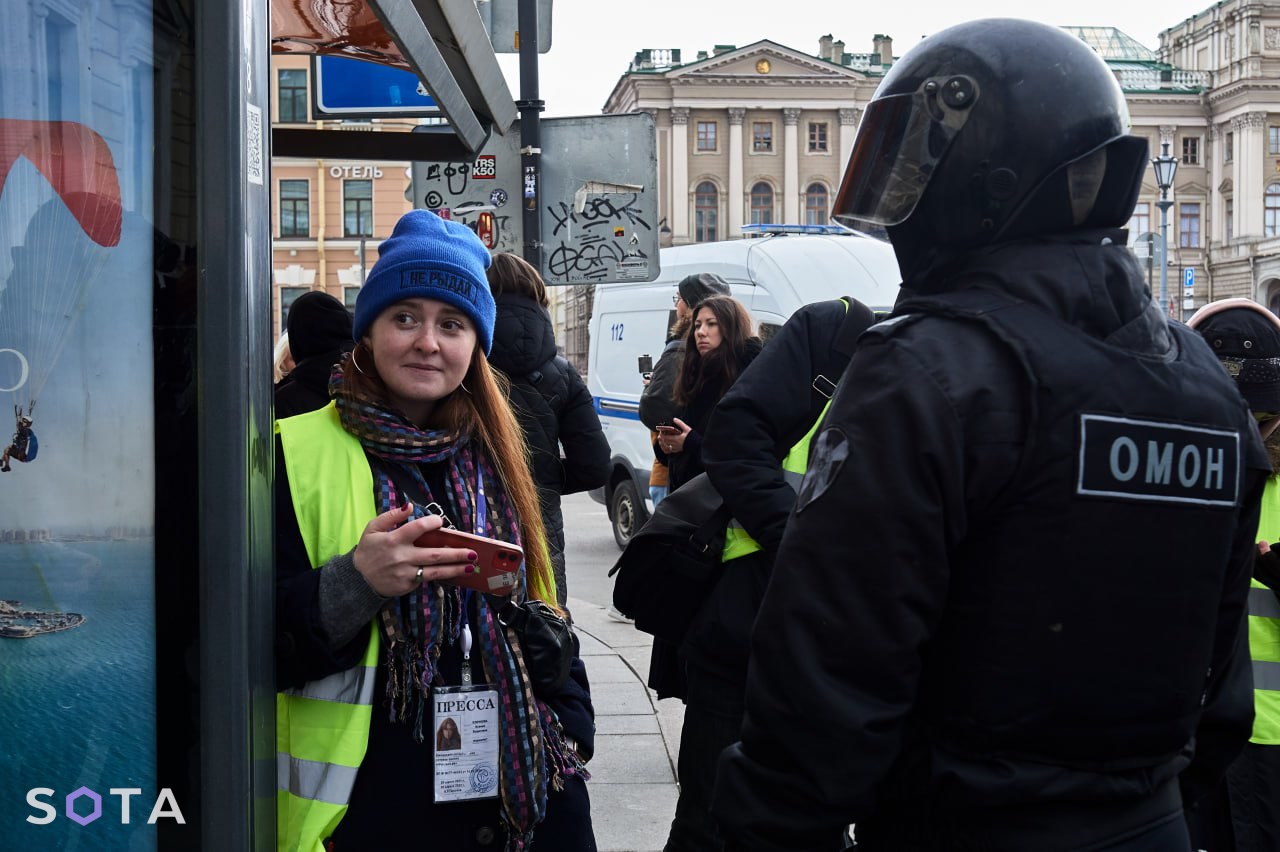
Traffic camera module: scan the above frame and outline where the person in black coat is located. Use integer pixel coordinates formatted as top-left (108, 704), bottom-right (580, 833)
top-left (640, 273), bottom-right (732, 506)
top-left (658, 298), bottom-right (873, 852)
top-left (274, 290), bottom-right (354, 418)
top-left (712, 20), bottom-right (1265, 852)
top-left (652, 295), bottom-right (763, 491)
top-left (648, 294), bottom-right (762, 707)
top-left (486, 252), bottom-right (609, 607)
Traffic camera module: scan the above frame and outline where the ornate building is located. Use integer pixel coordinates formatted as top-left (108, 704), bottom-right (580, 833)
top-left (603, 36), bottom-right (893, 247)
top-left (1152, 0), bottom-right (1280, 311)
top-left (601, 7), bottom-right (1280, 321)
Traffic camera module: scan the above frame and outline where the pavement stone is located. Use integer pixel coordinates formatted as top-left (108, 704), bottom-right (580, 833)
top-left (567, 598), bottom-right (681, 852)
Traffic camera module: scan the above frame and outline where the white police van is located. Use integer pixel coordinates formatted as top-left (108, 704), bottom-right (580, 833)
top-left (587, 225), bottom-right (902, 547)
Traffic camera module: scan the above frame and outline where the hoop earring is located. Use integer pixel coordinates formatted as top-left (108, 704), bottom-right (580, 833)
top-left (351, 342), bottom-right (369, 376)
top-left (459, 381), bottom-right (472, 395)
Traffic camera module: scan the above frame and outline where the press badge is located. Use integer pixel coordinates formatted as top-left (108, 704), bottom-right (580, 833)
top-left (432, 684), bottom-right (501, 802)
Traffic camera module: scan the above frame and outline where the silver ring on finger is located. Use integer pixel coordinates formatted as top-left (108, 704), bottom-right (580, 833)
top-left (415, 566), bottom-right (424, 582)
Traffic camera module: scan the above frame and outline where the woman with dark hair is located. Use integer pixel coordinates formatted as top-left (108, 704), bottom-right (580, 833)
top-left (653, 294), bottom-right (763, 491)
top-left (274, 210), bottom-right (595, 852)
top-left (485, 252), bottom-right (608, 608)
top-left (647, 294), bottom-right (762, 723)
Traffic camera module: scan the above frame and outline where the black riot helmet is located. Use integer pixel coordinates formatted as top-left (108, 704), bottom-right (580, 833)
top-left (834, 19), bottom-right (1148, 280)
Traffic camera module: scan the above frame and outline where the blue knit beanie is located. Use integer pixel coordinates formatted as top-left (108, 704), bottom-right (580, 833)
top-left (353, 209), bottom-right (496, 353)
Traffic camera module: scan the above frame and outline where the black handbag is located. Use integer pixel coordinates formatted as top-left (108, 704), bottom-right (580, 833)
top-left (609, 473), bottom-right (732, 643)
top-left (499, 597), bottom-right (573, 694)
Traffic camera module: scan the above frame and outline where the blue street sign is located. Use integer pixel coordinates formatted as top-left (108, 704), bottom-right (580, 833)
top-left (312, 56), bottom-right (440, 119)
top-left (1184, 267), bottom-right (1195, 289)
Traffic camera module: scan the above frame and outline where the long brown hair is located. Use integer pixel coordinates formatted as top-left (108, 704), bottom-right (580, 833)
top-left (486, 252), bottom-right (549, 307)
top-left (673, 295), bottom-right (758, 406)
top-left (339, 343), bottom-right (558, 607)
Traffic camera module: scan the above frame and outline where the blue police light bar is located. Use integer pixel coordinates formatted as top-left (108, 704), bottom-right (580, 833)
top-left (311, 56), bottom-right (441, 119)
top-left (740, 223), bottom-right (856, 236)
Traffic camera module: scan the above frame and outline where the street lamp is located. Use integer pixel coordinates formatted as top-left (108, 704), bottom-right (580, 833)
top-left (1151, 141), bottom-right (1178, 318)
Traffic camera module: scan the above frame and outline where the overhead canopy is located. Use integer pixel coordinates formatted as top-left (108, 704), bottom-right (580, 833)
top-left (271, 0), bottom-right (517, 158)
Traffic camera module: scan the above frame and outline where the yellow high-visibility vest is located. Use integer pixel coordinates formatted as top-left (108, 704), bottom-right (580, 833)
top-left (275, 404), bottom-right (379, 852)
top-left (1251, 477), bottom-right (1280, 744)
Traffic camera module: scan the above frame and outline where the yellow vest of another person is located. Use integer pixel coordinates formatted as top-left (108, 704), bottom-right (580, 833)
top-left (1251, 476), bottom-right (1280, 744)
top-left (720, 298), bottom-right (854, 563)
top-left (275, 404), bottom-right (380, 852)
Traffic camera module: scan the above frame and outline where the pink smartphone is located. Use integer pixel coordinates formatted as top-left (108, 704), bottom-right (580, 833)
top-left (415, 527), bottom-right (523, 596)
top-left (655, 424), bottom-right (679, 434)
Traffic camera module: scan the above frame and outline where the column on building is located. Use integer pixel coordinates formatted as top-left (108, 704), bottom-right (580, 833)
top-left (1232, 116), bottom-right (1244, 240)
top-left (671, 107), bottom-right (689, 243)
top-left (1210, 122), bottom-right (1227, 244)
top-left (838, 107), bottom-right (860, 174)
top-left (783, 108), bottom-right (801, 224)
top-left (1240, 112), bottom-right (1267, 238)
top-left (728, 107), bottom-right (745, 238)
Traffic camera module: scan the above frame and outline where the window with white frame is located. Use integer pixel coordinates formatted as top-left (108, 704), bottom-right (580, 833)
top-left (1266, 183), bottom-right (1280, 237)
top-left (1179, 202), bottom-right (1201, 248)
top-left (804, 183), bottom-right (828, 225)
top-left (696, 121), bottom-right (717, 152)
top-left (344, 180), bottom-right (373, 237)
top-left (279, 180), bottom-right (309, 237)
top-left (1128, 201), bottom-right (1151, 239)
top-left (808, 122), bottom-right (828, 153)
top-left (752, 122), bottom-right (773, 153)
top-left (1181, 137), bottom-right (1200, 166)
top-left (749, 182), bottom-right (774, 224)
top-left (695, 181), bottom-right (718, 242)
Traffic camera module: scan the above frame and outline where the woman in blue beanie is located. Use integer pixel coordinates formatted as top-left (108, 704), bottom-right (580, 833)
top-left (274, 209), bottom-right (596, 852)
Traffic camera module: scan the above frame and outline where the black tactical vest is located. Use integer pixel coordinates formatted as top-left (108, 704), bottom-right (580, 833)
top-left (894, 288), bottom-right (1268, 770)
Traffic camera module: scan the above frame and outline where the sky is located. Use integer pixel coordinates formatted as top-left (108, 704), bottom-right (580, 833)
top-left (496, 0), bottom-right (1218, 117)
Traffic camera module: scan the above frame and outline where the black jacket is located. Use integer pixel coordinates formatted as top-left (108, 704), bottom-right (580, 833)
top-left (274, 351), bottom-right (345, 419)
top-left (686, 299), bottom-right (871, 683)
top-left (488, 294), bottom-right (609, 603)
top-left (639, 333), bottom-right (684, 431)
top-left (712, 232), bottom-right (1266, 851)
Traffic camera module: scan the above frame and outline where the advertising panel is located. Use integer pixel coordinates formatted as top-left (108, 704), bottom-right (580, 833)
top-left (1, 2), bottom-right (163, 848)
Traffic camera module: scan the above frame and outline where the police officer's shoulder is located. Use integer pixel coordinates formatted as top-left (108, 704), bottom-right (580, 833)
top-left (862, 311), bottom-right (926, 341)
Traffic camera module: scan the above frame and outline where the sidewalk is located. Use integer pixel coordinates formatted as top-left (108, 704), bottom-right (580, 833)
top-left (569, 597), bottom-right (685, 852)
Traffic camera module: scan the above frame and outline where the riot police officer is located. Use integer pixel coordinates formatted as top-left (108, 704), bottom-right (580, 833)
top-left (711, 19), bottom-right (1269, 852)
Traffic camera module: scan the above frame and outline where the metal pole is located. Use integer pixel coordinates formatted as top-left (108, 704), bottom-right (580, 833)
top-left (1152, 232), bottom-right (1162, 298)
top-left (359, 236), bottom-right (367, 284)
top-left (517, 0), bottom-right (543, 270)
top-left (1158, 197), bottom-right (1173, 318)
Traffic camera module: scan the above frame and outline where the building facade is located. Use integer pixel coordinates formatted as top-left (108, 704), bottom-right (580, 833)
top-left (269, 54), bottom-right (419, 340)
top-left (600, 6), bottom-right (1280, 320)
top-left (604, 35), bottom-right (893, 247)
top-left (1153, 0), bottom-right (1280, 311)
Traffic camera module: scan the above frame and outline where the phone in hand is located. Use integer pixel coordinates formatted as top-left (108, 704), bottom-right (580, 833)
top-left (655, 423), bottom-right (679, 435)
top-left (415, 526), bottom-right (523, 596)
top-left (637, 354), bottom-right (654, 374)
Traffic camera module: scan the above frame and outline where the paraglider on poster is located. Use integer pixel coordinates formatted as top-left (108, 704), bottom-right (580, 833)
top-left (1, 4), bottom-right (159, 849)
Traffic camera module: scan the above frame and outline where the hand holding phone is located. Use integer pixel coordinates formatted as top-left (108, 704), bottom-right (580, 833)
top-left (415, 526), bottom-right (524, 596)
top-left (655, 418), bottom-right (689, 454)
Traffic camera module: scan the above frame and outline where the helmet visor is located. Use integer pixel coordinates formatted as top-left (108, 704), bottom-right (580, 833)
top-left (833, 76), bottom-right (978, 228)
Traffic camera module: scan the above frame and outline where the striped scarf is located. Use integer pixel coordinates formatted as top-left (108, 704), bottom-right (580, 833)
top-left (333, 374), bottom-right (585, 850)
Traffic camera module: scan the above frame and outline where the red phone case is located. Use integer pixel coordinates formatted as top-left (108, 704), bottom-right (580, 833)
top-left (415, 527), bottom-right (523, 596)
